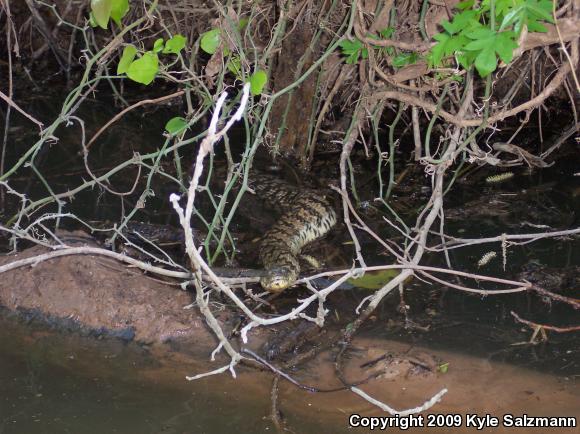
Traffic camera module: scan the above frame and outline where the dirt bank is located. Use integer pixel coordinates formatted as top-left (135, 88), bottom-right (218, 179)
top-left (0, 233), bottom-right (232, 349)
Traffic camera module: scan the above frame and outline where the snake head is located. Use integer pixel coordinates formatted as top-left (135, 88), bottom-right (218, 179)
top-left (260, 266), bottom-right (298, 293)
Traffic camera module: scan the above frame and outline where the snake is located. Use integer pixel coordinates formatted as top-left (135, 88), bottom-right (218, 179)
top-left (249, 173), bottom-right (337, 293)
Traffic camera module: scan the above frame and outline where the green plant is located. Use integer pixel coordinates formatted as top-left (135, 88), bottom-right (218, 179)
top-left (338, 39), bottom-right (368, 64)
top-left (199, 25), bottom-right (269, 95)
top-left (165, 117), bottom-right (188, 135)
top-left (116, 35), bottom-right (186, 85)
top-left (338, 27), bottom-right (420, 68)
top-left (428, 0), bottom-right (554, 77)
top-left (89, 0), bottom-right (129, 29)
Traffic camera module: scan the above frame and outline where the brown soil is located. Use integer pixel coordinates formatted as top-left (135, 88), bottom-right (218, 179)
top-left (0, 233), bottom-right (230, 349)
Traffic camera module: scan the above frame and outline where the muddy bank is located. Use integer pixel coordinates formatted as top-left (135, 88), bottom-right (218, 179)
top-left (2, 316), bottom-right (578, 434)
top-left (0, 234), bottom-right (234, 349)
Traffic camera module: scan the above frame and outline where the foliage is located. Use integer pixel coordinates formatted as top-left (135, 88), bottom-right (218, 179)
top-left (392, 51), bottom-right (419, 68)
top-left (200, 29), bottom-right (221, 54)
top-left (116, 35), bottom-right (186, 85)
top-left (338, 27), bottom-right (419, 69)
top-left (338, 39), bottom-right (368, 64)
top-left (249, 70), bottom-right (268, 96)
top-left (117, 45), bottom-right (137, 74)
top-left (428, 0), bottom-right (554, 77)
top-left (126, 51), bottom-right (159, 85)
top-left (165, 117), bottom-right (188, 135)
top-left (163, 35), bottom-right (187, 54)
top-left (198, 24), bottom-right (269, 95)
top-left (347, 269), bottom-right (400, 290)
top-left (89, 0), bottom-right (129, 29)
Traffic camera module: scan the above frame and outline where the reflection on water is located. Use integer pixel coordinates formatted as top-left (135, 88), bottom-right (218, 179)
top-left (0, 318), bottom-right (287, 434)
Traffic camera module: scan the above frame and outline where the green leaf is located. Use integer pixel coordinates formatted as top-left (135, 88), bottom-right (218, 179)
top-left (238, 18), bottom-right (249, 31)
top-left (429, 34), bottom-right (449, 66)
top-left (498, 0), bottom-right (554, 35)
top-left (165, 117), bottom-right (188, 135)
top-left (88, 11), bottom-right (98, 28)
top-left (200, 29), bottom-right (221, 54)
top-left (110, 0), bottom-right (129, 26)
top-left (474, 47), bottom-right (497, 77)
top-left (227, 55), bottom-right (242, 78)
top-left (445, 34), bottom-right (469, 54)
top-left (528, 3), bottom-right (553, 22)
top-left (392, 52), bottom-right (419, 68)
top-left (347, 269), bottom-right (400, 290)
top-left (429, 33), bottom-right (469, 67)
top-left (163, 34), bottom-right (187, 54)
top-left (339, 39), bottom-right (366, 64)
top-left (126, 51), bottom-right (159, 85)
top-left (339, 39), bottom-right (363, 55)
top-left (90, 0), bottom-right (112, 29)
top-left (527, 21), bottom-right (548, 32)
top-left (446, 9), bottom-right (481, 34)
top-left (440, 20), bottom-right (455, 35)
top-left (117, 44), bottom-right (137, 74)
top-left (499, 6), bottom-right (523, 31)
top-left (463, 36), bottom-right (494, 51)
top-left (495, 33), bottom-right (519, 64)
top-left (456, 0), bottom-right (475, 10)
top-left (466, 27), bottom-right (495, 40)
top-left (153, 38), bottom-right (165, 53)
top-left (457, 50), bottom-right (478, 69)
top-left (379, 26), bottom-right (395, 38)
top-left (249, 70), bottom-right (267, 96)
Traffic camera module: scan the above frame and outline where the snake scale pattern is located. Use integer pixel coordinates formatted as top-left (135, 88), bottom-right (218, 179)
top-left (249, 173), bottom-right (337, 293)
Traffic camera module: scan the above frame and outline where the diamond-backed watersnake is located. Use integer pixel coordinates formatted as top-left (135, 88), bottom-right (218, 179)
top-left (249, 173), bottom-right (337, 293)
top-left (85, 174), bottom-right (337, 293)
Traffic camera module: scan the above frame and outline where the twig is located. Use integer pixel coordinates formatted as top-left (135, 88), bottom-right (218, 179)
top-left (511, 311), bottom-right (580, 333)
top-left (85, 90), bottom-right (186, 149)
top-left (0, 90), bottom-right (44, 129)
top-left (350, 386), bottom-right (448, 416)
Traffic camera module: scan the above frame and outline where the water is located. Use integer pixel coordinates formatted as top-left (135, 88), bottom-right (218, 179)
top-left (1, 86), bottom-right (579, 432)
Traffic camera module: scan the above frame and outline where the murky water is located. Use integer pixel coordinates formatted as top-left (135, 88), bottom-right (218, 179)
top-left (0, 317), bottom-right (346, 434)
top-left (1, 88), bottom-right (579, 432)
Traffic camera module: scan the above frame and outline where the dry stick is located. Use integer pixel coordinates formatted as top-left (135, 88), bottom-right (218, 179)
top-left (24, 0), bottom-right (67, 70)
top-left (85, 90), bottom-right (186, 150)
top-left (553, 5), bottom-right (580, 92)
top-left (308, 64), bottom-right (351, 164)
top-left (0, 246), bottom-right (191, 279)
top-left (242, 348), bottom-right (378, 393)
top-left (269, 376), bottom-right (285, 433)
top-left (173, 84), bottom-right (251, 377)
top-left (370, 60), bottom-right (574, 127)
top-left (541, 121), bottom-right (580, 158)
top-left (1, 1), bottom-right (14, 208)
top-left (431, 227), bottom-right (580, 251)
top-left (530, 285), bottom-right (580, 309)
top-left (411, 80), bottom-right (422, 161)
top-left (511, 311), bottom-right (580, 333)
top-left (333, 186), bottom-right (405, 261)
top-left (336, 75), bottom-right (475, 413)
top-left (417, 270), bottom-right (527, 295)
top-left (300, 263), bottom-right (530, 292)
top-left (73, 115), bottom-right (143, 197)
top-left (339, 100), bottom-right (368, 270)
top-left (351, 386), bottom-right (448, 417)
top-left (168, 84), bottom-right (352, 375)
top-left (0, 90), bottom-right (44, 129)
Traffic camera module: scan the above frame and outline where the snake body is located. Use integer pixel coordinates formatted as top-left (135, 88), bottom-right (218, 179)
top-left (250, 174), bottom-right (337, 293)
